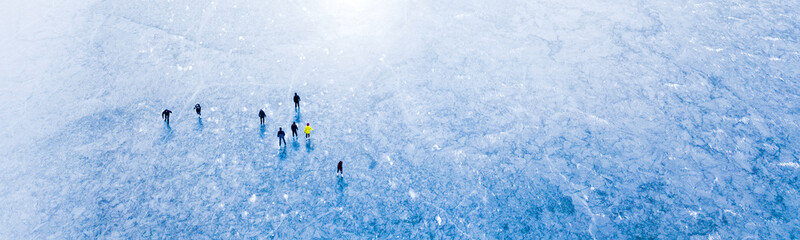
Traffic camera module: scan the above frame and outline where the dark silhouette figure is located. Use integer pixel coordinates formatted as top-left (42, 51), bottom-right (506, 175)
top-left (337, 161), bottom-right (343, 175)
top-left (277, 128), bottom-right (287, 146)
top-left (162, 109), bottom-right (172, 124)
top-left (293, 93), bottom-right (301, 111)
top-left (259, 109), bottom-right (266, 125)
top-left (194, 104), bottom-right (201, 116)
top-left (291, 122), bottom-right (298, 138)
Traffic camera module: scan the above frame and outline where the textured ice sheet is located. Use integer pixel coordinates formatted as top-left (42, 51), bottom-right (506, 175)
top-left (1, 0), bottom-right (799, 238)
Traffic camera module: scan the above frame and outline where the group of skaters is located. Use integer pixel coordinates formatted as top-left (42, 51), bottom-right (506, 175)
top-left (275, 121), bottom-right (313, 146)
top-left (161, 93), bottom-right (313, 143)
top-left (160, 93), bottom-right (344, 176)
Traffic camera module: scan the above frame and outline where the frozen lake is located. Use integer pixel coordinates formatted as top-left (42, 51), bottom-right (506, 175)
top-left (1, 0), bottom-right (799, 238)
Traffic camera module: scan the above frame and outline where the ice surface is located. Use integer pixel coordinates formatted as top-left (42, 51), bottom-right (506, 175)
top-left (1, 0), bottom-right (799, 238)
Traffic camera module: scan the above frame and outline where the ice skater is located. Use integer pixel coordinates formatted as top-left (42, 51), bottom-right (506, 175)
top-left (304, 123), bottom-right (313, 139)
top-left (162, 109), bottom-right (172, 124)
top-left (337, 161), bottom-right (343, 176)
top-left (194, 104), bottom-right (201, 116)
top-left (277, 128), bottom-right (287, 147)
top-left (259, 109), bottom-right (266, 125)
top-left (293, 93), bottom-right (301, 111)
top-left (291, 122), bottom-right (299, 139)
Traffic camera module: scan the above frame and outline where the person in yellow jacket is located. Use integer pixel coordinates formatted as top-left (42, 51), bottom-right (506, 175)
top-left (304, 123), bottom-right (313, 139)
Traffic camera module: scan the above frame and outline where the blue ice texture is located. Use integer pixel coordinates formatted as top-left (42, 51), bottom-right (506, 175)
top-left (1, 0), bottom-right (799, 238)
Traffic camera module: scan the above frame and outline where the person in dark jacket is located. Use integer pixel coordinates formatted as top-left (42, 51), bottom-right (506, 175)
top-left (337, 161), bottom-right (343, 175)
top-left (291, 122), bottom-right (299, 139)
top-left (162, 109), bottom-right (172, 124)
top-left (277, 128), bottom-right (287, 146)
top-left (259, 109), bottom-right (266, 125)
top-left (194, 104), bottom-right (201, 116)
top-left (293, 93), bottom-right (301, 111)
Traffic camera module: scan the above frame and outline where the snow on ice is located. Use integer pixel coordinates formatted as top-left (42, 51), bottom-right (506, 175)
top-left (1, 0), bottom-right (799, 238)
